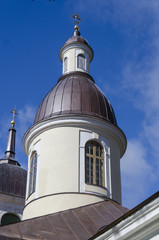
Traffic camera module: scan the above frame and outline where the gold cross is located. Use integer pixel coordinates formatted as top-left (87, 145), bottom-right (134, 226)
top-left (11, 107), bottom-right (18, 126)
top-left (72, 13), bottom-right (81, 30)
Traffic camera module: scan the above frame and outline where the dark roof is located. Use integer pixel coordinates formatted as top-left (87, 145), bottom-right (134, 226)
top-left (0, 199), bottom-right (129, 240)
top-left (90, 191), bottom-right (159, 240)
top-left (34, 72), bottom-right (117, 125)
top-left (0, 163), bottom-right (27, 198)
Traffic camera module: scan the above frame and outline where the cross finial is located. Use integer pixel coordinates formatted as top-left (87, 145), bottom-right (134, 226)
top-left (72, 13), bottom-right (81, 31)
top-left (11, 107), bottom-right (18, 127)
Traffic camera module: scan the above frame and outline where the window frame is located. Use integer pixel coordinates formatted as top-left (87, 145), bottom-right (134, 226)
top-left (64, 56), bottom-right (68, 73)
top-left (28, 151), bottom-right (37, 197)
top-left (77, 54), bottom-right (86, 71)
top-left (85, 141), bottom-right (105, 188)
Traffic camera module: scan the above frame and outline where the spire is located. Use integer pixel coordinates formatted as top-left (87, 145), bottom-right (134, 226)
top-left (0, 108), bottom-right (20, 166)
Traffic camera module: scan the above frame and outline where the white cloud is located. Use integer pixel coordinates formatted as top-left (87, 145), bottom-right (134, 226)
top-left (119, 1), bottom-right (159, 207)
top-left (121, 140), bottom-right (154, 208)
top-left (69, 0), bottom-right (159, 207)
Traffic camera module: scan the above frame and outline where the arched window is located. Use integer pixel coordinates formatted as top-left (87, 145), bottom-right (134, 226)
top-left (85, 141), bottom-right (104, 187)
top-left (77, 54), bottom-right (85, 70)
top-left (1, 213), bottom-right (20, 226)
top-left (28, 152), bottom-right (37, 196)
top-left (64, 57), bottom-right (68, 73)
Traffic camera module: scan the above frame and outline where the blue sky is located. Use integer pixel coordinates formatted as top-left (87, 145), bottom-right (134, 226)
top-left (0, 0), bottom-right (159, 209)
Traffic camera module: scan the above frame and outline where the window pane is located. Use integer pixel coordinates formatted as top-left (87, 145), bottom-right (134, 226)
top-left (1, 214), bottom-right (20, 226)
top-left (28, 152), bottom-right (37, 196)
top-left (86, 146), bottom-right (89, 154)
top-left (64, 57), bottom-right (68, 73)
top-left (85, 141), bottom-right (105, 187)
top-left (77, 54), bottom-right (85, 70)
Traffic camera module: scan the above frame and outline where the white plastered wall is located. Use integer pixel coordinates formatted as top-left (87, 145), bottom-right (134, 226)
top-left (61, 44), bottom-right (91, 74)
top-left (23, 117), bottom-right (125, 219)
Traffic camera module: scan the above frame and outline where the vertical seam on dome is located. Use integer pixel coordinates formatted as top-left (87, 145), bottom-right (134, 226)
top-left (109, 103), bottom-right (117, 125)
top-left (95, 85), bottom-right (108, 121)
top-left (51, 80), bottom-right (63, 115)
top-left (60, 75), bottom-right (70, 114)
top-left (35, 92), bottom-right (51, 123)
top-left (70, 74), bottom-right (74, 113)
top-left (90, 81), bottom-right (101, 116)
top-left (34, 102), bottom-right (42, 123)
top-left (1, 164), bottom-right (4, 192)
top-left (84, 77), bottom-right (91, 113)
top-left (79, 76), bottom-right (82, 113)
top-left (43, 89), bottom-right (53, 120)
top-left (102, 94), bottom-right (108, 120)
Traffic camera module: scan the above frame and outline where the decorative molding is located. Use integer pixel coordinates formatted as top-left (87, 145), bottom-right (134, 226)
top-left (23, 115), bottom-right (127, 157)
top-left (79, 131), bottom-right (112, 199)
top-left (59, 42), bottom-right (93, 63)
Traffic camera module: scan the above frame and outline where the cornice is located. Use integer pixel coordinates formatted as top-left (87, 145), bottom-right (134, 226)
top-left (23, 115), bottom-right (127, 157)
top-left (59, 42), bottom-right (94, 62)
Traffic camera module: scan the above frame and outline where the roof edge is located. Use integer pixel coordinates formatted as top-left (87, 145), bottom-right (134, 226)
top-left (89, 191), bottom-right (159, 239)
top-left (57, 71), bottom-right (95, 83)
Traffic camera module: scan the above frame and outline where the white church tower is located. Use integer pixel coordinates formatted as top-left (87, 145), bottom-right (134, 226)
top-left (23, 15), bottom-right (127, 220)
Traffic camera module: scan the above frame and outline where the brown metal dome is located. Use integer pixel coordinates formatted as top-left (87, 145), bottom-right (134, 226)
top-left (34, 72), bottom-right (117, 125)
top-left (65, 30), bottom-right (89, 45)
top-left (0, 163), bottom-right (27, 197)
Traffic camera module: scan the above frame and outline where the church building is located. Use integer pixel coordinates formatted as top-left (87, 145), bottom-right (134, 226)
top-left (0, 15), bottom-right (159, 240)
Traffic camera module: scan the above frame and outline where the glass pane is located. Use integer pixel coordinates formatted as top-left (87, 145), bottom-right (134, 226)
top-left (64, 57), bottom-right (68, 72)
top-left (86, 176), bottom-right (89, 183)
top-left (1, 214), bottom-right (20, 226)
top-left (86, 146), bottom-right (89, 154)
top-left (96, 146), bottom-right (100, 156)
top-left (96, 179), bottom-right (99, 185)
top-left (90, 177), bottom-right (93, 184)
top-left (86, 170), bottom-right (89, 176)
top-left (77, 54), bottom-right (85, 70)
top-left (100, 149), bottom-right (103, 157)
top-left (31, 159), bottom-right (33, 169)
top-left (85, 141), bottom-right (104, 187)
top-left (34, 153), bottom-right (37, 165)
top-left (29, 153), bottom-right (38, 196)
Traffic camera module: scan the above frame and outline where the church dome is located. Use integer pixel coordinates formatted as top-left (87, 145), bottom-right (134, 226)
top-left (34, 71), bottom-right (117, 125)
top-left (65, 30), bottom-right (89, 46)
top-left (0, 163), bottom-right (27, 197)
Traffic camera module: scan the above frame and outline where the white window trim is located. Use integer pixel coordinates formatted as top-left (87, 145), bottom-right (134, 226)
top-left (27, 140), bottom-right (40, 199)
top-left (75, 49), bottom-right (88, 73)
top-left (79, 130), bottom-right (112, 198)
top-left (63, 52), bottom-right (69, 74)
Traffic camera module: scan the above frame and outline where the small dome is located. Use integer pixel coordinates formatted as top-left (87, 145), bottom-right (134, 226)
top-left (34, 72), bottom-right (117, 125)
top-left (0, 163), bottom-right (27, 197)
top-left (59, 30), bottom-right (94, 63)
top-left (65, 31), bottom-right (89, 45)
